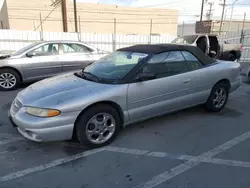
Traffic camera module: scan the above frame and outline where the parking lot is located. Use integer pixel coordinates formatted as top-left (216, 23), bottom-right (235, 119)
top-left (0, 80), bottom-right (250, 188)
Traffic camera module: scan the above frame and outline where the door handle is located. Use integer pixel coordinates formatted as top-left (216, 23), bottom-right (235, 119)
top-left (183, 79), bottom-right (191, 84)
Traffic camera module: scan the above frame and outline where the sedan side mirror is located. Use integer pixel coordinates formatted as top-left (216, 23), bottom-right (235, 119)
top-left (26, 51), bottom-right (36, 57)
top-left (136, 72), bottom-right (156, 81)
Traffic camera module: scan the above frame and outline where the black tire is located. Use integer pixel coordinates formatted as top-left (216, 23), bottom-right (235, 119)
top-left (75, 104), bottom-right (121, 148)
top-left (228, 53), bottom-right (236, 61)
top-left (0, 68), bottom-right (21, 91)
top-left (205, 82), bottom-right (229, 112)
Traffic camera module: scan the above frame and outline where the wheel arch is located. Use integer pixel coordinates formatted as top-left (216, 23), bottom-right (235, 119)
top-left (0, 66), bottom-right (23, 82)
top-left (72, 101), bottom-right (125, 139)
top-left (214, 79), bottom-right (231, 90)
top-left (229, 50), bottom-right (236, 56)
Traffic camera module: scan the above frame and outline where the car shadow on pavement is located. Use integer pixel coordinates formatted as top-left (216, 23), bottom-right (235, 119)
top-left (119, 104), bottom-right (242, 137)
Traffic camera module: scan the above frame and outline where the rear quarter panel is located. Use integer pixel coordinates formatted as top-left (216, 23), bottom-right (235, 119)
top-left (209, 60), bottom-right (241, 84)
top-left (220, 43), bottom-right (241, 60)
top-left (222, 43), bottom-right (240, 52)
top-left (190, 61), bottom-right (240, 100)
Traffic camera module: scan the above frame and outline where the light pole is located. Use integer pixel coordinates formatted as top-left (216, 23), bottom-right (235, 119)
top-left (229, 0), bottom-right (239, 31)
top-left (224, 7), bottom-right (229, 21)
top-left (200, 0), bottom-right (205, 21)
top-left (219, 0), bottom-right (226, 35)
top-left (223, 7), bottom-right (230, 32)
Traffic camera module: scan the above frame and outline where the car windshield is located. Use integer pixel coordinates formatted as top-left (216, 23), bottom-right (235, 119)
top-left (79, 51), bottom-right (149, 81)
top-left (12, 42), bottom-right (41, 56)
top-left (172, 35), bottom-right (198, 44)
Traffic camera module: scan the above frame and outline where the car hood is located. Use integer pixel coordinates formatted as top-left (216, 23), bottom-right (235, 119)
top-left (0, 54), bottom-right (11, 60)
top-left (0, 54), bottom-right (21, 61)
top-left (17, 73), bottom-right (107, 106)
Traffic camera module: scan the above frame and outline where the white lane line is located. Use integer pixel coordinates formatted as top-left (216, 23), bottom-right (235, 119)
top-left (0, 148), bottom-right (104, 182)
top-left (198, 157), bottom-right (250, 168)
top-left (105, 146), bottom-right (250, 168)
top-left (133, 131), bottom-right (250, 188)
top-left (0, 137), bottom-right (26, 146)
top-left (105, 146), bottom-right (193, 160)
top-left (105, 146), bottom-right (149, 155)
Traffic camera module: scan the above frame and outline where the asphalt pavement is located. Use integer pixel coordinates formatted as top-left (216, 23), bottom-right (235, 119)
top-left (0, 81), bottom-right (250, 188)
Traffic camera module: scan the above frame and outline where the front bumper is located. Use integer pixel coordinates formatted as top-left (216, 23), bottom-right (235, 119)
top-left (8, 111), bottom-right (17, 128)
top-left (9, 107), bottom-right (80, 142)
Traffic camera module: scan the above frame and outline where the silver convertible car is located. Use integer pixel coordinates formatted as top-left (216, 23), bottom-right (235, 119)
top-left (0, 41), bottom-right (107, 90)
top-left (9, 44), bottom-right (241, 148)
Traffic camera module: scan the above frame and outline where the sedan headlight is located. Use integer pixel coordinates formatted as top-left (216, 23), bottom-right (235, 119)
top-left (26, 107), bottom-right (61, 117)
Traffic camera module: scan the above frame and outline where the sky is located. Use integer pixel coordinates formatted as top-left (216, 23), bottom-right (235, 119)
top-left (76, 0), bottom-right (250, 23)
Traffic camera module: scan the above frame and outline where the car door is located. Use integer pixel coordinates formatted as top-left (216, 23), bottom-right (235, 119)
top-left (60, 43), bottom-right (96, 72)
top-left (22, 43), bottom-right (62, 81)
top-left (181, 51), bottom-right (212, 105)
top-left (127, 51), bottom-right (192, 122)
top-left (196, 35), bottom-right (209, 54)
top-left (208, 35), bottom-right (220, 58)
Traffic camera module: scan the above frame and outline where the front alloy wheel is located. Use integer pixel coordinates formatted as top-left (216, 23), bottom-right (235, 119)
top-left (0, 73), bottom-right (16, 89)
top-left (0, 68), bottom-right (21, 91)
top-left (86, 113), bottom-right (116, 144)
top-left (76, 104), bottom-right (121, 148)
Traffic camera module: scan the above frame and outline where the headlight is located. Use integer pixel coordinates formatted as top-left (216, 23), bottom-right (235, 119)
top-left (26, 107), bottom-right (60, 117)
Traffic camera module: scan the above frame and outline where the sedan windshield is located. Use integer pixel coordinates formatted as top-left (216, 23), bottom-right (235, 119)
top-left (171, 35), bottom-right (198, 44)
top-left (12, 42), bottom-right (42, 56)
top-left (81, 51), bottom-right (149, 81)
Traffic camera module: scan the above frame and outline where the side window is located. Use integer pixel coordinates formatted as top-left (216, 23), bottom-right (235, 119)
top-left (32, 43), bottom-right (59, 56)
top-left (62, 43), bottom-right (93, 54)
top-left (182, 51), bottom-right (203, 71)
top-left (143, 51), bottom-right (189, 78)
top-left (148, 52), bottom-right (169, 63)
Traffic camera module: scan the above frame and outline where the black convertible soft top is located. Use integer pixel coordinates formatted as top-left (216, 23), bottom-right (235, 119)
top-left (117, 44), bottom-right (215, 65)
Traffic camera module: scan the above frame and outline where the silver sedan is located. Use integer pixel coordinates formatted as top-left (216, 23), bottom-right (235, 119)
top-left (9, 44), bottom-right (241, 148)
top-left (0, 41), bottom-right (108, 90)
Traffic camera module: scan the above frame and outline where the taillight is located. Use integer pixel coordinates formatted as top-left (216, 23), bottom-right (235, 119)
top-left (240, 44), bottom-right (243, 51)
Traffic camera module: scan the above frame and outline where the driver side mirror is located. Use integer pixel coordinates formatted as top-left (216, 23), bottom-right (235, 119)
top-left (26, 51), bottom-right (36, 58)
top-left (136, 72), bottom-right (156, 81)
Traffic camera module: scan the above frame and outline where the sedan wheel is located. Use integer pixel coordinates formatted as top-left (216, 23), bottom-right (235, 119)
top-left (76, 104), bottom-right (121, 148)
top-left (0, 69), bottom-right (21, 91)
top-left (205, 82), bottom-right (229, 112)
top-left (228, 53), bottom-right (236, 61)
top-left (86, 113), bottom-right (116, 144)
top-left (212, 88), bottom-right (227, 109)
top-left (0, 73), bottom-right (16, 89)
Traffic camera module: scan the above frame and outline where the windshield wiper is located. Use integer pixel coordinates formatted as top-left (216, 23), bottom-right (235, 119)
top-left (83, 71), bottom-right (99, 80)
top-left (75, 69), bottom-right (108, 83)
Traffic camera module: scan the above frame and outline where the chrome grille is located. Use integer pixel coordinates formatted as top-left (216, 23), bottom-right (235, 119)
top-left (10, 99), bottom-right (22, 115)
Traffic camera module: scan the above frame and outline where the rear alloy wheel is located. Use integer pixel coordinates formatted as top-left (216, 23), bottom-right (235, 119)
top-left (205, 82), bottom-right (229, 112)
top-left (0, 69), bottom-right (20, 91)
top-left (76, 105), bottom-right (121, 148)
